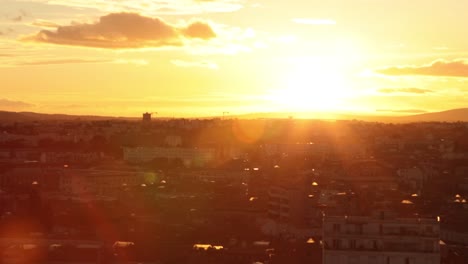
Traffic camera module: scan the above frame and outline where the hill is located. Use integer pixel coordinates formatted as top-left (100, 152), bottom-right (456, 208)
top-left (0, 111), bottom-right (131, 122)
top-left (0, 108), bottom-right (467, 123)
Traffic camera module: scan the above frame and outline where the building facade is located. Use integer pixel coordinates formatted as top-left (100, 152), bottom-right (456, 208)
top-left (323, 211), bottom-right (440, 264)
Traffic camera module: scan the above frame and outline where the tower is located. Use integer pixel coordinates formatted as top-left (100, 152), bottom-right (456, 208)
top-left (142, 112), bottom-right (151, 123)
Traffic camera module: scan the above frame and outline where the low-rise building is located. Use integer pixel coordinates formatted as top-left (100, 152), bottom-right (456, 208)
top-left (123, 146), bottom-right (215, 167)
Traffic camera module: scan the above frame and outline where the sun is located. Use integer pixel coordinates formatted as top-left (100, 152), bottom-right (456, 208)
top-left (269, 57), bottom-right (349, 112)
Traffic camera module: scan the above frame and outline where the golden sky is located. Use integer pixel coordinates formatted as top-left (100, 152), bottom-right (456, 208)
top-left (1, 0), bottom-right (468, 117)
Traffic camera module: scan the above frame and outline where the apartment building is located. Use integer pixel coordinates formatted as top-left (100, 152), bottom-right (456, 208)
top-left (323, 211), bottom-right (440, 264)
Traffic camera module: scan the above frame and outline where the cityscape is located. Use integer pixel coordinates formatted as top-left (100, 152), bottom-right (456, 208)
top-left (2, 0), bottom-right (468, 263)
top-left (0, 113), bottom-right (466, 263)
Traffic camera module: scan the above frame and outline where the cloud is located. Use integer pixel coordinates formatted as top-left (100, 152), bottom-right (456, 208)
top-left (23, 12), bottom-right (216, 49)
top-left (14, 59), bottom-right (111, 66)
top-left (32, 20), bottom-right (60, 28)
top-left (0, 28), bottom-right (15, 36)
top-left (9, 9), bottom-right (29, 22)
top-left (292, 18), bottom-right (336, 25)
top-left (113, 59), bottom-right (148, 66)
top-left (0, 99), bottom-right (34, 110)
top-left (378, 88), bottom-right (433, 94)
top-left (171, 59), bottom-right (218, 69)
top-left (26, 0), bottom-right (243, 15)
top-left (12, 15), bottom-right (23, 22)
top-left (183, 21), bottom-right (216, 40)
top-left (376, 109), bottom-right (428, 114)
top-left (378, 59), bottom-right (468, 78)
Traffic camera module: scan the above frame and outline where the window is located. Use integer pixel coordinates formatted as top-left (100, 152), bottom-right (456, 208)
top-left (425, 226), bottom-right (433, 234)
top-left (368, 256), bottom-right (377, 263)
top-left (357, 224), bottom-right (363, 234)
top-left (349, 256), bottom-right (359, 264)
top-left (332, 239), bottom-right (341, 249)
top-left (333, 223), bottom-right (341, 232)
top-left (424, 240), bottom-right (434, 252)
top-left (350, 239), bottom-right (356, 249)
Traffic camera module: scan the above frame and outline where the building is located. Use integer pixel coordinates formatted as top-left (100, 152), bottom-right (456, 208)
top-left (0, 167), bottom-right (63, 192)
top-left (340, 160), bottom-right (398, 190)
top-left (142, 112), bottom-right (152, 123)
top-left (123, 147), bottom-right (215, 167)
top-left (267, 184), bottom-right (308, 226)
top-left (59, 169), bottom-right (149, 198)
top-left (323, 210), bottom-right (440, 264)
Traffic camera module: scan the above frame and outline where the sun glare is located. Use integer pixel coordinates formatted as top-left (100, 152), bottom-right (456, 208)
top-left (270, 57), bottom-right (349, 112)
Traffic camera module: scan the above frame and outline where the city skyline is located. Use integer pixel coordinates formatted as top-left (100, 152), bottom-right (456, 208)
top-left (1, 0), bottom-right (468, 117)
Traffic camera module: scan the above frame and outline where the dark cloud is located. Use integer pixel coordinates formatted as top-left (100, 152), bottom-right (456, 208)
top-left (378, 59), bottom-right (468, 78)
top-left (23, 12), bottom-right (216, 49)
top-left (376, 109), bottom-right (428, 114)
top-left (378, 87), bottom-right (433, 94)
top-left (0, 99), bottom-right (34, 110)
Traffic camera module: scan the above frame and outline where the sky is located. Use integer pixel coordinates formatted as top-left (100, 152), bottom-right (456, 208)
top-left (1, 0), bottom-right (468, 117)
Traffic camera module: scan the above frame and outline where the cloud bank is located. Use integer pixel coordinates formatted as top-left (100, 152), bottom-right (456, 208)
top-left (378, 59), bottom-right (468, 78)
top-left (0, 99), bottom-right (34, 110)
top-left (378, 88), bottom-right (433, 94)
top-left (24, 12), bottom-right (216, 49)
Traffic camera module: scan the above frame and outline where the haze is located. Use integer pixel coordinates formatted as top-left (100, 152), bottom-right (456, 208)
top-left (1, 0), bottom-right (468, 117)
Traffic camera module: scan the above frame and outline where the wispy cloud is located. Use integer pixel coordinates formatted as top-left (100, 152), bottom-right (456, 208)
top-left (378, 87), bottom-right (433, 94)
top-left (377, 59), bottom-right (468, 78)
top-left (376, 109), bottom-right (428, 114)
top-left (292, 18), bottom-right (336, 25)
top-left (32, 20), bottom-right (60, 28)
top-left (26, 0), bottom-right (243, 15)
top-left (23, 12), bottom-right (216, 49)
top-left (171, 59), bottom-right (218, 69)
top-left (113, 59), bottom-right (148, 66)
top-left (0, 56), bottom-right (148, 67)
top-left (0, 98), bottom-right (34, 110)
top-left (14, 58), bottom-right (110, 66)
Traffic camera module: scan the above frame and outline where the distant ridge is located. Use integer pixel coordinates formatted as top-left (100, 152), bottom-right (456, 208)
top-left (228, 108), bottom-right (468, 123)
top-left (397, 108), bottom-right (468, 122)
top-left (0, 108), bottom-right (467, 123)
top-left (0, 111), bottom-right (133, 122)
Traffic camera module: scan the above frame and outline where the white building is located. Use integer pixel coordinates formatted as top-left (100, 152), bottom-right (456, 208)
top-left (323, 211), bottom-right (440, 264)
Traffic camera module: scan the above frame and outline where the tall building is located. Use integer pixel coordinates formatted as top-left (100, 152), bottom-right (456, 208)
top-left (323, 211), bottom-right (440, 264)
top-left (142, 112), bottom-right (151, 123)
